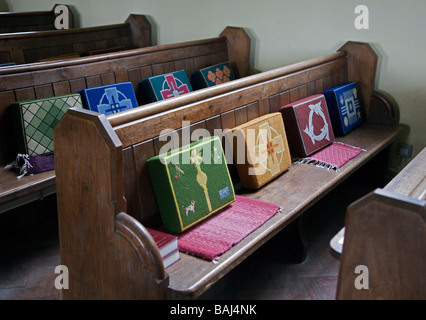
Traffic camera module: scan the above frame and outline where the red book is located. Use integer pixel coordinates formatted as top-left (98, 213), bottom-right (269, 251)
top-left (147, 228), bottom-right (179, 268)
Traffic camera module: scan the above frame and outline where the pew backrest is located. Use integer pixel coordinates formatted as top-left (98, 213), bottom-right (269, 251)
top-left (337, 147), bottom-right (426, 300)
top-left (0, 4), bottom-right (74, 33)
top-left (0, 14), bottom-right (151, 65)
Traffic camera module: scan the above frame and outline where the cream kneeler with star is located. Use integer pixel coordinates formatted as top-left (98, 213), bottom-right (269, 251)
top-left (227, 112), bottom-right (292, 189)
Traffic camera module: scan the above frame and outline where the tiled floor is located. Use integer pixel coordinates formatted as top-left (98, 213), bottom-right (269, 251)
top-left (0, 172), bottom-right (378, 300)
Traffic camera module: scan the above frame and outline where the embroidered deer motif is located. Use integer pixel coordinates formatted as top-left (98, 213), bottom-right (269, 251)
top-left (184, 200), bottom-right (196, 216)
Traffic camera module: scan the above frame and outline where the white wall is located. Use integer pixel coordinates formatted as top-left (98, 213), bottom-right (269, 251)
top-left (3, 0), bottom-right (425, 161)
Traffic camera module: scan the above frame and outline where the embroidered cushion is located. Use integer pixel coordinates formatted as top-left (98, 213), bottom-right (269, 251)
top-left (147, 136), bottom-right (236, 233)
top-left (139, 70), bottom-right (193, 104)
top-left (323, 82), bottom-right (362, 136)
top-left (191, 62), bottom-right (236, 90)
top-left (78, 81), bottom-right (138, 115)
top-left (11, 94), bottom-right (82, 156)
top-left (280, 94), bottom-right (335, 157)
top-left (227, 113), bottom-right (292, 189)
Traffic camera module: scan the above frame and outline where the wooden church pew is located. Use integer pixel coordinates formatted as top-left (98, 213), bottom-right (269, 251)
top-left (0, 4), bottom-right (73, 33)
top-left (336, 146), bottom-right (426, 300)
top-left (0, 14), bottom-right (151, 65)
top-left (0, 26), bottom-right (251, 214)
top-left (53, 41), bottom-right (404, 299)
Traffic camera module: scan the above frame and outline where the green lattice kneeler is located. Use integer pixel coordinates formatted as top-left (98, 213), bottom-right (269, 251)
top-left (147, 136), bottom-right (236, 233)
top-left (11, 94), bottom-right (82, 156)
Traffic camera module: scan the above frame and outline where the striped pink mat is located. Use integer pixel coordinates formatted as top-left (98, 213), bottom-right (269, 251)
top-left (178, 195), bottom-right (281, 261)
top-left (295, 142), bottom-right (365, 171)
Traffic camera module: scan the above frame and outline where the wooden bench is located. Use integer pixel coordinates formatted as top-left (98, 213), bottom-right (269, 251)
top-left (336, 146), bottom-right (425, 299)
top-left (0, 26), bottom-right (251, 214)
top-left (0, 14), bottom-right (151, 65)
top-left (0, 4), bottom-right (73, 33)
top-left (53, 41), bottom-right (404, 299)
